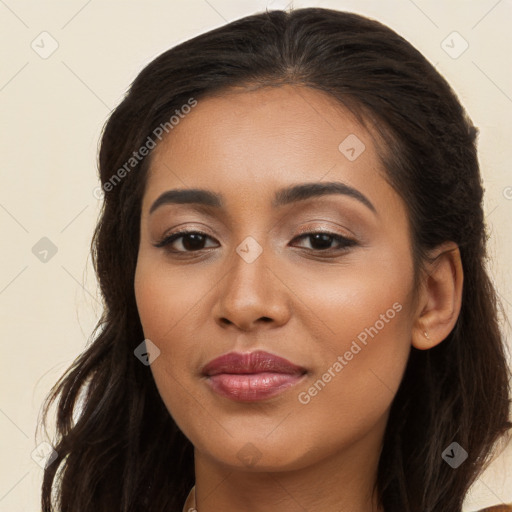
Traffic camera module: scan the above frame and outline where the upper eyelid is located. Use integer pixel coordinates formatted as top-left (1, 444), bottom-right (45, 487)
top-left (158, 226), bottom-right (353, 240)
top-left (154, 228), bottom-right (356, 250)
top-left (157, 218), bottom-right (356, 238)
top-left (149, 203), bottom-right (368, 243)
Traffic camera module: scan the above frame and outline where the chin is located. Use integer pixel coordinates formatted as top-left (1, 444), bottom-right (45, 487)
top-left (193, 431), bottom-right (329, 473)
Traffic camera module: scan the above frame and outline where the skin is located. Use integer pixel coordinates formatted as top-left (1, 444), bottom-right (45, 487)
top-left (134, 84), bottom-right (463, 512)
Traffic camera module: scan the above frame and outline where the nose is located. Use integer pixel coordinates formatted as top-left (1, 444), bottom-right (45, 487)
top-left (213, 241), bottom-right (290, 332)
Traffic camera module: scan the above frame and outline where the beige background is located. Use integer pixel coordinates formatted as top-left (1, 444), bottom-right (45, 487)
top-left (1, 0), bottom-right (511, 510)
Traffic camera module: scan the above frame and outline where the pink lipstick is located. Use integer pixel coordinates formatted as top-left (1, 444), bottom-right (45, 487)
top-left (202, 350), bottom-right (307, 402)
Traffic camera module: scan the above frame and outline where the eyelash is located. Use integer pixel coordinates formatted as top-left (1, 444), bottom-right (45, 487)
top-left (153, 229), bottom-right (357, 256)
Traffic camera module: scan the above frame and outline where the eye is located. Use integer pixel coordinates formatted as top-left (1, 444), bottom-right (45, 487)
top-left (154, 230), bottom-right (218, 252)
top-left (154, 229), bottom-right (357, 255)
top-left (290, 232), bottom-right (357, 252)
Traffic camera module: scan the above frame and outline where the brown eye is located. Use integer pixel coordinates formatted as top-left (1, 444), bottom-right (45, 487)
top-left (154, 230), bottom-right (357, 256)
top-left (154, 230), bottom-right (218, 252)
top-left (291, 232), bottom-right (357, 252)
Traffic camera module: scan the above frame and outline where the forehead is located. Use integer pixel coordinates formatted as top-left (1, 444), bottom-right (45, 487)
top-left (143, 85), bottom-right (402, 220)
top-left (149, 85), bottom-right (369, 176)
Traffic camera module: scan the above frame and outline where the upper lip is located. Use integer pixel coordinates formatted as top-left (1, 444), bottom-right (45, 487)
top-left (202, 350), bottom-right (306, 376)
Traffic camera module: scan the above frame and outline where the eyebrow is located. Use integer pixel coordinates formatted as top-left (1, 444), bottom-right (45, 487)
top-left (149, 181), bottom-right (377, 216)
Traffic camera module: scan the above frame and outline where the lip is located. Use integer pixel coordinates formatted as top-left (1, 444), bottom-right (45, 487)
top-left (202, 350), bottom-right (307, 402)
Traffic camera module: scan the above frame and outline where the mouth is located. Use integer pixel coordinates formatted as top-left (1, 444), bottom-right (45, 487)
top-left (201, 350), bottom-right (307, 402)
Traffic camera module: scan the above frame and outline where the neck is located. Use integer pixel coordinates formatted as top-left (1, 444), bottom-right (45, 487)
top-left (191, 417), bottom-right (386, 512)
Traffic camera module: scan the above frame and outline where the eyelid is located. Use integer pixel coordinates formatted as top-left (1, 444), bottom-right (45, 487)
top-left (153, 227), bottom-right (216, 248)
top-left (293, 220), bottom-right (357, 239)
top-left (153, 222), bottom-right (354, 245)
top-left (153, 220), bottom-right (217, 242)
top-left (153, 227), bottom-right (358, 256)
top-left (291, 231), bottom-right (357, 251)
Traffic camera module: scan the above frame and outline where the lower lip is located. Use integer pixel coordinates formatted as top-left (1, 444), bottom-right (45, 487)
top-left (206, 372), bottom-right (305, 402)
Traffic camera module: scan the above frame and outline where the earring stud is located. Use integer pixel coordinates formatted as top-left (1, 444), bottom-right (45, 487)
top-left (423, 330), bottom-right (430, 339)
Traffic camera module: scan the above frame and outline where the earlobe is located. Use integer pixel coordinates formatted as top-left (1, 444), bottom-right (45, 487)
top-left (412, 242), bottom-right (464, 350)
top-left (413, 324), bottom-right (436, 350)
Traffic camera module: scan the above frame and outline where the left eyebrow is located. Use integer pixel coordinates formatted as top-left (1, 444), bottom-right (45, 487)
top-left (272, 181), bottom-right (377, 214)
top-left (149, 181), bottom-right (377, 216)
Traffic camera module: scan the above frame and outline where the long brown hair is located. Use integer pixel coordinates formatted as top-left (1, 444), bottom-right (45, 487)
top-left (40, 7), bottom-right (511, 511)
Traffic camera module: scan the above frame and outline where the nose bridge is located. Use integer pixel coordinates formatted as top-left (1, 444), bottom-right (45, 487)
top-left (226, 234), bottom-right (269, 303)
top-left (214, 233), bottom-right (288, 330)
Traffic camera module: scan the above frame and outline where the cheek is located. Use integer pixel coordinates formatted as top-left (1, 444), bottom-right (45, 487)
top-left (290, 251), bottom-right (414, 425)
top-left (296, 303), bottom-right (411, 420)
top-left (134, 257), bottom-right (213, 425)
top-left (134, 257), bottom-right (208, 344)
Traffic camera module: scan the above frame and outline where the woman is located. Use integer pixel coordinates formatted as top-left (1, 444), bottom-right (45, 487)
top-left (40, 7), bottom-right (511, 512)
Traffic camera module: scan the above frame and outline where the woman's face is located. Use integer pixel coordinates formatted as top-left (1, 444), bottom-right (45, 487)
top-left (134, 85), bottom-right (418, 471)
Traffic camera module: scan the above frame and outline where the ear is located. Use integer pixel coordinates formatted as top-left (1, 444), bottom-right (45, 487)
top-left (412, 241), bottom-right (464, 350)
